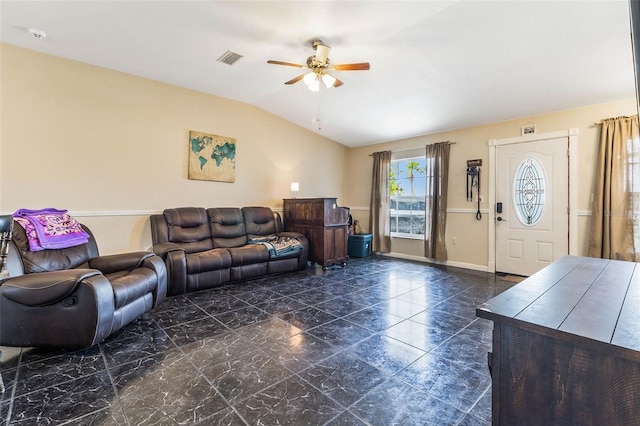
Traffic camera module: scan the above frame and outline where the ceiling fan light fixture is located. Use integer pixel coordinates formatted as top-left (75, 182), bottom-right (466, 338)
top-left (303, 72), bottom-right (321, 91)
top-left (308, 79), bottom-right (320, 92)
top-left (303, 72), bottom-right (317, 86)
top-left (322, 73), bottom-right (336, 88)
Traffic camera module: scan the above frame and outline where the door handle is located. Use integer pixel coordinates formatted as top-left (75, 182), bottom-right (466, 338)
top-left (496, 216), bottom-right (507, 222)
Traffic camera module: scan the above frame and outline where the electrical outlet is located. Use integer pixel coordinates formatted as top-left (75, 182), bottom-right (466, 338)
top-left (452, 237), bottom-right (457, 245)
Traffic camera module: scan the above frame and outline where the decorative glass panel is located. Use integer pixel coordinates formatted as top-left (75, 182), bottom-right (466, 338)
top-left (513, 157), bottom-right (546, 226)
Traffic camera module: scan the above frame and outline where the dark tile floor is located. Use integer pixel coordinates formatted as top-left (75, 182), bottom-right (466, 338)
top-left (0, 256), bottom-right (515, 425)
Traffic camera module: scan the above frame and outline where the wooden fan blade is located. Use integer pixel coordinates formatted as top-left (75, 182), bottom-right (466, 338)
top-left (284, 74), bottom-right (305, 85)
top-left (331, 62), bottom-right (370, 71)
top-left (267, 60), bottom-right (304, 68)
top-left (323, 73), bottom-right (343, 88)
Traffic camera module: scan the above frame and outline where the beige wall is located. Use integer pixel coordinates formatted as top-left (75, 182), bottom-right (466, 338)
top-left (0, 44), bottom-right (347, 254)
top-left (343, 98), bottom-right (638, 270)
top-left (2, 43), bottom-right (637, 269)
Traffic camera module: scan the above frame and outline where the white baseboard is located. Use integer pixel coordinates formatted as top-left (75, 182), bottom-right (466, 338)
top-left (380, 252), bottom-right (489, 272)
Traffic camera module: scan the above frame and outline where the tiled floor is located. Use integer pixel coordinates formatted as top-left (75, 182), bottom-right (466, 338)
top-left (0, 256), bottom-right (515, 425)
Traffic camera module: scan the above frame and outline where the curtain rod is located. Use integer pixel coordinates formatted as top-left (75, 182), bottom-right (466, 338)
top-left (368, 141), bottom-right (456, 156)
top-left (594, 115), bottom-right (638, 125)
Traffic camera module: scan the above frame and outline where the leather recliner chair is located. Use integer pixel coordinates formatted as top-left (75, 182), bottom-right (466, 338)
top-left (0, 219), bottom-right (167, 348)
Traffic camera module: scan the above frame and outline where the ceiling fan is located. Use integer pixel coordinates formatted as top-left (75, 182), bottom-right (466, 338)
top-left (267, 39), bottom-right (370, 91)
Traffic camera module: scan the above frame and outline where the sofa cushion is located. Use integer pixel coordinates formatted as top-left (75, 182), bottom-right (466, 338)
top-left (186, 269), bottom-right (230, 292)
top-left (106, 267), bottom-right (158, 310)
top-left (227, 245), bottom-right (269, 266)
top-left (242, 207), bottom-right (278, 239)
top-left (207, 208), bottom-right (248, 248)
top-left (185, 248), bottom-right (231, 274)
top-left (164, 208), bottom-right (213, 253)
top-left (230, 263), bottom-right (267, 281)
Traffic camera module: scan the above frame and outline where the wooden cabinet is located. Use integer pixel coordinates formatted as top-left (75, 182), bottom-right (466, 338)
top-left (477, 256), bottom-right (640, 425)
top-left (283, 198), bottom-right (349, 269)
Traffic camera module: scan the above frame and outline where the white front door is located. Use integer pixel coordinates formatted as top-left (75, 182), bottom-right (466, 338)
top-left (494, 137), bottom-right (569, 276)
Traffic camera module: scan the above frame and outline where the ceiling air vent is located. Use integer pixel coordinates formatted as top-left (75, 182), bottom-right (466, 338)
top-left (217, 50), bottom-right (243, 66)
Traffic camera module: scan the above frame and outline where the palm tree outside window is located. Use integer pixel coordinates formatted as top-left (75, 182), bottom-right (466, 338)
top-left (390, 157), bottom-right (428, 238)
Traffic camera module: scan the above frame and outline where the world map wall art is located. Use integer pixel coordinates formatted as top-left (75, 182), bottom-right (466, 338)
top-left (188, 130), bottom-right (236, 183)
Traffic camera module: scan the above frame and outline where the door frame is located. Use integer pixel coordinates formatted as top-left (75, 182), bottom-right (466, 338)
top-left (487, 128), bottom-right (579, 273)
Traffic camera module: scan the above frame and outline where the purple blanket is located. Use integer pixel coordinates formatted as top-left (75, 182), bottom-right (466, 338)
top-left (13, 208), bottom-right (90, 251)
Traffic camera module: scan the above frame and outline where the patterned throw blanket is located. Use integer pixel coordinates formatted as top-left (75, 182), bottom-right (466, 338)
top-left (13, 208), bottom-right (90, 251)
top-left (248, 235), bottom-right (303, 258)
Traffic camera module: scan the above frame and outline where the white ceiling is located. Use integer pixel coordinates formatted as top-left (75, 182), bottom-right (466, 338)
top-left (0, 1), bottom-right (636, 147)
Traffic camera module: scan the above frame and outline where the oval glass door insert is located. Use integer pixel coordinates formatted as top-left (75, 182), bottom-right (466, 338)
top-left (513, 157), bottom-right (546, 226)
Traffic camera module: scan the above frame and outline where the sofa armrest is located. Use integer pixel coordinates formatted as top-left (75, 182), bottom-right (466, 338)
top-left (88, 252), bottom-right (154, 274)
top-left (1, 269), bottom-right (103, 307)
top-left (142, 255), bottom-right (168, 307)
top-left (273, 212), bottom-right (284, 233)
top-left (276, 232), bottom-right (309, 270)
top-left (165, 249), bottom-right (187, 296)
top-left (152, 242), bottom-right (183, 260)
top-left (152, 243), bottom-right (187, 296)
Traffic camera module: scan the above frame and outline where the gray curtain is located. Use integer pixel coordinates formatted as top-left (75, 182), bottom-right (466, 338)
top-left (424, 142), bottom-right (450, 260)
top-left (369, 151), bottom-right (391, 253)
top-left (588, 115), bottom-right (640, 261)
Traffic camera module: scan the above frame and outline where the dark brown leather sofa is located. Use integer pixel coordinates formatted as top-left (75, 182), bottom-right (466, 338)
top-left (0, 222), bottom-right (167, 348)
top-left (150, 206), bottom-right (309, 296)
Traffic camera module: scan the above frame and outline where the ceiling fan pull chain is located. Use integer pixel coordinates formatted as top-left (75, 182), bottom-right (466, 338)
top-left (316, 88), bottom-right (322, 130)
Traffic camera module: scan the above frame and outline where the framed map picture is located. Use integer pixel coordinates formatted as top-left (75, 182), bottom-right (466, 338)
top-left (188, 130), bottom-right (236, 182)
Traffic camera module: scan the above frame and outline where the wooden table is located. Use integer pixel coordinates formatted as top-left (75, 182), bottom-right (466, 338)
top-left (477, 255), bottom-right (640, 425)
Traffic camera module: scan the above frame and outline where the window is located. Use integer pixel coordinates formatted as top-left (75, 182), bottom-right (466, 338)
top-left (390, 157), bottom-right (427, 238)
top-left (627, 135), bottom-right (640, 252)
